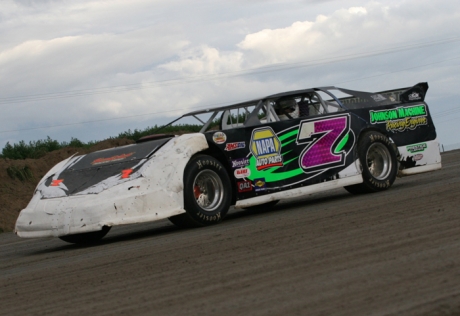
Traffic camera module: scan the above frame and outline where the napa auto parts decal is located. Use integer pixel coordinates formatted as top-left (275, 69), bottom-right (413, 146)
top-left (245, 114), bottom-right (353, 186)
top-left (249, 127), bottom-right (283, 171)
top-left (369, 104), bottom-right (427, 132)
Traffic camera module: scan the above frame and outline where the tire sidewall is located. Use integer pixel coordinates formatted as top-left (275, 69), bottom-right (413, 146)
top-left (183, 155), bottom-right (231, 225)
top-left (358, 131), bottom-right (397, 191)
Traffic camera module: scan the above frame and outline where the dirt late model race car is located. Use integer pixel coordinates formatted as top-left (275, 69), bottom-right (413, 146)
top-left (15, 82), bottom-right (441, 244)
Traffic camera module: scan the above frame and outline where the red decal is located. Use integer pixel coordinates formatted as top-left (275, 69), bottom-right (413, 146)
top-left (121, 169), bottom-right (133, 179)
top-left (224, 142), bottom-right (245, 151)
top-left (51, 179), bottom-right (63, 186)
top-left (92, 152), bottom-right (135, 165)
top-left (237, 180), bottom-right (252, 193)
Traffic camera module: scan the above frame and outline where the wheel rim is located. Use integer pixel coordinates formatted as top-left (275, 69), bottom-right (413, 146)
top-left (192, 169), bottom-right (224, 212)
top-left (366, 143), bottom-right (392, 180)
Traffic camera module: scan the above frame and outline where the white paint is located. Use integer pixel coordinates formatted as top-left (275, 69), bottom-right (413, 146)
top-left (235, 174), bottom-right (363, 209)
top-left (397, 139), bottom-right (442, 176)
top-left (234, 168), bottom-right (251, 179)
top-left (15, 133), bottom-right (209, 238)
top-left (397, 163), bottom-right (442, 176)
top-left (299, 122), bottom-right (315, 140)
top-left (338, 158), bottom-right (361, 178)
top-left (38, 155), bottom-right (85, 198)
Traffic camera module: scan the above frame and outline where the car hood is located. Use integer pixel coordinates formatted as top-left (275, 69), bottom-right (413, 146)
top-left (38, 137), bottom-right (174, 199)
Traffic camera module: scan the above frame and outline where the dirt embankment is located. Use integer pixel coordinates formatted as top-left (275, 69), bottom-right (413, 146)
top-left (0, 138), bottom-right (135, 232)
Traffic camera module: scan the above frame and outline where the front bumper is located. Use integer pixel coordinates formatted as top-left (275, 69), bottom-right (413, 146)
top-left (15, 177), bottom-right (186, 238)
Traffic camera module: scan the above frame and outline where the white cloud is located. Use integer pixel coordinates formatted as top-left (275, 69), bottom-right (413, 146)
top-left (159, 45), bottom-right (244, 75)
top-left (0, 0), bottom-right (460, 149)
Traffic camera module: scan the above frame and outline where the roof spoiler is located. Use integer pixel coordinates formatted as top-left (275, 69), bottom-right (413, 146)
top-left (400, 82), bottom-right (429, 103)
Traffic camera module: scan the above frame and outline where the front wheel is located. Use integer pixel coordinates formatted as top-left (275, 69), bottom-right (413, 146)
top-left (345, 131), bottom-right (397, 194)
top-left (169, 155), bottom-right (232, 228)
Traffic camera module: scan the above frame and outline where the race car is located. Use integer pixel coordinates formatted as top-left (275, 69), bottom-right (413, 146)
top-left (15, 82), bottom-right (441, 243)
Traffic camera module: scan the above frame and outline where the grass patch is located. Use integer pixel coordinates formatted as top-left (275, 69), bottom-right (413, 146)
top-left (0, 136), bottom-right (96, 160)
top-left (6, 165), bottom-right (34, 182)
top-left (0, 122), bottom-right (215, 160)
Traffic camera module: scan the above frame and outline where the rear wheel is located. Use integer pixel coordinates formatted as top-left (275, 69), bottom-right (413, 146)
top-left (345, 131), bottom-right (397, 194)
top-left (169, 155), bottom-right (231, 228)
top-left (59, 226), bottom-right (111, 244)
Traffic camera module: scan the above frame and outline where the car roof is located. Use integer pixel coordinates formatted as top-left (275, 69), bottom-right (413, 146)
top-left (183, 87), bottom-right (330, 117)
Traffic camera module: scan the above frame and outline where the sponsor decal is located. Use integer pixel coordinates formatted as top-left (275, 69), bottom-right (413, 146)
top-left (371, 94), bottom-right (386, 102)
top-left (225, 142), bottom-right (245, 151)
top-left (237, 180), bottom-right (252, 193)
top-left (413, 154), bottom-right (423, 161)
top-left (408, 92), bottom-right (421, 101)
top-left (51, 179), bottom-right (64, 186)
top-left (297, 114), bottom-right (350, 172)
top-left (234, 168), bottom-right (251, 179)
top-left (249, 127), bottom-right (283, 171)
top-left (253, 178), bottom-right (266, 192)
top-left (212, 132), bottom-right (227, 144)
top-left (407, 143), bottom-right (427, 153)
top-left (231, 157), bottom-right (250, 169)
top-left (121, 169), bottom-right (133, 179)
top-left (92, 152), bottom-right (135, 165)
top-left (369, 104), bottom-right (428, 132)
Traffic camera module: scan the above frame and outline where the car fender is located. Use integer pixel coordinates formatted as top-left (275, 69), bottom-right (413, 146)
top-left (15, 133), bottom-right (209, 238)
top-left (140, 133), bottom-right (209, 203)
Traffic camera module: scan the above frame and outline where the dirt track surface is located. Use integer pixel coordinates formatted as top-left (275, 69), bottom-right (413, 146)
top-left (1, 150), bottom-right (460, 316)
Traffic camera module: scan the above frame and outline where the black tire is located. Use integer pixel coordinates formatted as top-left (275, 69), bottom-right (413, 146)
top-left (59, 226), bottom-right (111, 244)
top-left (168, 155), bottom-right (232, 228)
top-left (345, 131), bottom-right (397, 194)
top-left (243, 200), bottom-right (279, 211)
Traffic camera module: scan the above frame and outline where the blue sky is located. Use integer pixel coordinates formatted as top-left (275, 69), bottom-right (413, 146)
top-left (1, 0), bottom-right (459, 150)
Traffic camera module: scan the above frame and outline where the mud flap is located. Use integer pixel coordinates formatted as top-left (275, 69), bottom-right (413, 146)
top-left (397, 139), bottom-right (442, 176)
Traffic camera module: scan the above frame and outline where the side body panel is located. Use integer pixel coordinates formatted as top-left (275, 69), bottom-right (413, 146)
top-left (205, 110), bottom-right (365, 203)
top-left (351, 101), bottom-right (441, 173)
top-left (206, 99), bottom-right (440, 204)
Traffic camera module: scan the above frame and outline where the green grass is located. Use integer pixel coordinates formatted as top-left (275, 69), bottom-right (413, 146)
top-left (1, 136), bottom-right (96, 160)
top-left (6, 165), bottom-right (34, 182)
top-left (117, 124), bottom-right (203, 141)
top-left (0, 124), bottom-right (205, 160)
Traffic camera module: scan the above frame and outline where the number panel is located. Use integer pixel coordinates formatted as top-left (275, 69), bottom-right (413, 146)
top-left (297, 114), bottom-right (350, 173)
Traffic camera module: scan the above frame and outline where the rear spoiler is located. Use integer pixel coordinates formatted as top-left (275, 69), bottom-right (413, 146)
top-left (337, 82), bottom-right (429, 107)
top-left (399, 82), bottom-right (428, 103)
top-left (369, 82), bottom-right (429, 103)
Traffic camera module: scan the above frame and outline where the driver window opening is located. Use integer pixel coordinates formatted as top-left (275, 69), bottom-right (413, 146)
top-left (273, 92), bottom-right (340, 120)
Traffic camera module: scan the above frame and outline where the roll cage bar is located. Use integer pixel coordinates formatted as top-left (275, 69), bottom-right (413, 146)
top-left (157, 84), bottom-right (421, 134)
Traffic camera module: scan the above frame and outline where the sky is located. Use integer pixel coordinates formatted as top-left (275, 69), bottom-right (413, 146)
top-left (1, 0), bottom-right (459, 151)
